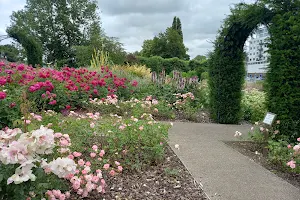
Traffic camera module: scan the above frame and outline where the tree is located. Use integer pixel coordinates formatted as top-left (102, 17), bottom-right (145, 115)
top-left (140, 39), bottom-right (154, 57)
top-left (7, 0), bottom-right (101, 66)
top-left (193, 55), bottom-right (207, 63)
top-left (140, 16), bottom-right (189, 60)
top-left (172, 16), bottom-right (183, 40)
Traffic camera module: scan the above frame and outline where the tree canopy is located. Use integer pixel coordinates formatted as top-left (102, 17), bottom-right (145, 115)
top-left (7, 0), bottom-right (101, 65)
top-left (140, 16), bottom-right (189, 60)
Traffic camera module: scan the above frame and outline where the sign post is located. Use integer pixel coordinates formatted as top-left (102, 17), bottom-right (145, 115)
top-left (262, 112), bottom-right (276, 156)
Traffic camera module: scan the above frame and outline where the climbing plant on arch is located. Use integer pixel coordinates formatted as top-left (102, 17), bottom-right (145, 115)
top-left (6, 27), bottom-right (42, 66)
top-left (209, 1), bottom-right (300, 138)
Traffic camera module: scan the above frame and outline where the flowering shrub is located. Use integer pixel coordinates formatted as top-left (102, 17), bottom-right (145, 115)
top-left (241, 89), bottom-right (267, 123)
top-left (0, 62), bottom-right (138, 128)
top-left (89, 95), bottom-right (175, 120)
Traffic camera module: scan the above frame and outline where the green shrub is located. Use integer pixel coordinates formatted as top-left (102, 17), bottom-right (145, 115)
top-left (266, 7), bottom-right (300, 140)
top-left (241, 89), bottom-right (267, 123)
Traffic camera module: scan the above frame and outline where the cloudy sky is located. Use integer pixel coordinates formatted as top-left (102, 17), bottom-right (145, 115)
top-left (0, 0), bottom-right (254, 59)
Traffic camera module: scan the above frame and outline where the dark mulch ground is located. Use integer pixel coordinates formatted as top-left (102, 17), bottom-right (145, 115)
top-left (224, 141), bottom-right (300, 189)
top-left (70, 145), bottom-right (206, 200)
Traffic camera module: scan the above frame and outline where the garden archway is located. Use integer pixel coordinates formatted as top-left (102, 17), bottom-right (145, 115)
top-left (209, 2), bottom-right (274, 124)
top-left (209, 1), bottom-right (300, 138)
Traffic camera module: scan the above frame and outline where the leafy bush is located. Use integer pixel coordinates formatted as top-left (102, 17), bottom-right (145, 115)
top-left (112, 64), bottom-right (151, 78)
top-left (241, 89), bottom-right (267, 123)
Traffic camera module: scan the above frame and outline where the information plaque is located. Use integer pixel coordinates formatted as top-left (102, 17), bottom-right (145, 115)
top-left (263, 112), bottom-right (276, 126)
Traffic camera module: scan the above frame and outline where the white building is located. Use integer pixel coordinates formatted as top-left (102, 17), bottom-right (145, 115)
top-left (245, 26), bottom-right (270, 81)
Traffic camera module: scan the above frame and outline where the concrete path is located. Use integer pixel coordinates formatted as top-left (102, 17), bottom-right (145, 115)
top-left (168, 122), bottom-right (300, 200)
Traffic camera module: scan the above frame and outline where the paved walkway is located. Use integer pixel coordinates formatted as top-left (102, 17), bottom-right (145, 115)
top-left (168, 122), bottom-right (300, 200)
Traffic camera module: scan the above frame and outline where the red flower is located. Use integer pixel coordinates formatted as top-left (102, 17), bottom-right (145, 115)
top-left (131, 80), bottom-right (138, 87)
top-left (0, 91), bottom-right (7, 100)
top-left (49, 100), bottom-right (57, 105)
top-left (9, 102), bottom-right (16, 108)
top-left (66, 105), bottom-right (71, 110)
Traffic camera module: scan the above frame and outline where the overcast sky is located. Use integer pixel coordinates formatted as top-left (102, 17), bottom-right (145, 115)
top-left (0, 0), bottom-right (254, 59)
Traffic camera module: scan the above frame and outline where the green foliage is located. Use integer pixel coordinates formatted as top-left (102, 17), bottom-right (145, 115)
top-left (200, 72), bottom-right (209, 81)
top-left (7, 28), bottom-right (42, 66)
top-left (265, 1), bottom-right (300, 140)
top-left (137, 56), bottom-right (189, 73)
top-left (209, 2), bottom-right (273, 124)
top-left (0, 44), bottom-right (23, 62)
top-left (241, 89), bottom-right (267, 123)
top-left (267, 139), bottom-right (291, 166)
top-left (8, 0), bottom-right (102, 65)
top-left (140, 16), bottom-right (189, 60)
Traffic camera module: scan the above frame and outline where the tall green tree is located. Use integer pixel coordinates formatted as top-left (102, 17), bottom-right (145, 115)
top-left (7, 0), bottom-right (101, 65)
top-left (172, 16), bottom-right (183, 40)
top-left (140, 16), bottom-right (189, 60)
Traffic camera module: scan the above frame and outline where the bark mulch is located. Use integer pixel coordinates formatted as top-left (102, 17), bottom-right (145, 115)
top-left (224, 141), bottom-right (300, 189)
top-left (70, 145), bottom-right (207, 200)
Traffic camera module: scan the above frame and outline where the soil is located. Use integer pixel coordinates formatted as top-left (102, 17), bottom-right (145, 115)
top-left (224, 141), bottom-right (300, 189)
top-left (70, 145), bottom-right (207, 200)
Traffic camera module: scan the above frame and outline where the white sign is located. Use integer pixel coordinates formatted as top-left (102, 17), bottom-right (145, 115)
top-left (263, 112), bottom-right (276, 126)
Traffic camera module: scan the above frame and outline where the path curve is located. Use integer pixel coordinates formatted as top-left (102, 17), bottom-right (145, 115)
top-left (168, 122), bottom-right (300, 200)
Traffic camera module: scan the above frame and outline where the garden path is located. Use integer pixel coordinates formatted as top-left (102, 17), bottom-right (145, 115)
top-left (168, 122), bottom-right (300, 200)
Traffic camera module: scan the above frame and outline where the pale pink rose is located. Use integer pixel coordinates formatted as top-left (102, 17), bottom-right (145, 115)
top-left (293, 145), bottom-right (300, 151)
top-left (77, 189), bottom-right (83, 195)
top-left (54, 133), bottom-right (63, 138)
top-left (68, 154), bottom-right (74, 159)
top-left (73, 152), bottom-right (82, 157)
top-left (117, 166), bottom-right (123, 172)
top-left (59, 194), bottom-right (65, 200)
top-left (81, 170), bottom-right (88, 175)
top-left (78, 159), bottom-right (85, 166)
top-left (60, 139), bottom-right (69, 147)
top-left (92, 145), bottom-right (98, 151)
top-left (287, 160), bottom-right (296, 169)
top-left (109, 169), bottom-right (115, 176)
top-left (287, 144), bottom-right (292, 149)
top-left (297, 138), bottom-right (300, 142)
top-left (139, 126), bottom-right (144, 131)
top-left (115, 161), bottom-right (120, 166)
top-left (85, 161), bottom-right (91, 166)
top-left (90, 152), bottom-right (96, 158)
top-left (82, 190), bottom-right (88, 197)
top-left (99, 150), bottom-right (105, 157)
top-left (96, 186), bottom-right (103, 193)
top-left (92, 175), bottom-right (100, 183)
top-left (119, 125), bottom-right (125, 130)
top-left (90, 122), bottom-right (95, 128)
top-left (25, 120), bottom-right (31, 124)
top-left (103, 164), bottom-right (110, 170)
top-left (259, 127), bottom-right (264, 131)
top-left (44, 167), bottom-right (51, 174)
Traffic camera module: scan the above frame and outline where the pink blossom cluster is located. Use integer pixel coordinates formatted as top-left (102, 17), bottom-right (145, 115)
top-left (172, 92), bottom-right (195, 108)
top-left (63, 145), bottom-right (123, 198)
top-left (89, 94), bottom-right (118, 105)
top-left (286, 137), bottom-right (300, 169)
top-left (45, 190), bottom-right (70, 200)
